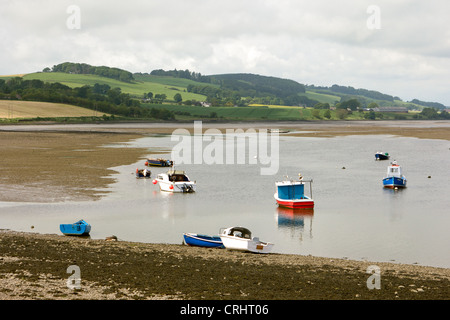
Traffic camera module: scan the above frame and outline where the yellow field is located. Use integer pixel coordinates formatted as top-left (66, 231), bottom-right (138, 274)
top-left (248, 103), bottom-right (304, 108)
top-left (0, 74), bottom-right (26, 77)
top-left (0, 100), bottom-right (108, 119)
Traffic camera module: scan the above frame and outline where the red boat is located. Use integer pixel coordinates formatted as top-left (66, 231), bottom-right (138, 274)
top-left (274, 175), bottom-right (314, 209)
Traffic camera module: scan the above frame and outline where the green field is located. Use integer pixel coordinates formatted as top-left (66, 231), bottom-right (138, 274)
top-left (145, 103), bottom-right (411, 121)
top-left (303, 90), bottom-right (341, 105)
top-left (20, 72), bottom-right (207, 102)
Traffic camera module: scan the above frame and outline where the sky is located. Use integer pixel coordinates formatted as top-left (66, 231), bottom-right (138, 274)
top-left (1, 0), bottom-right (449, 106)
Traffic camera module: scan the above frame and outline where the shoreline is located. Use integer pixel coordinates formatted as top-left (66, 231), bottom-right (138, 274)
top-left (1, 121), bottom-right (449, 300)
top-left (0, 230), bottom-right (449, 300)
top-left (2, 119), bottom-right (449, 139)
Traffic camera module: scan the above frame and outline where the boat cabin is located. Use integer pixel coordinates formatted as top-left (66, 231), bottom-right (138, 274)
top-left (157, 170), bottom-right (191, 182)
top-left (276, 181), bottom-right (308, 200)
top-left (221, 227), bottom-right (252, 239)
top-left (167, 170), bottom-right (190, 182)
top-left (387, 162), bottom-right (403, 177)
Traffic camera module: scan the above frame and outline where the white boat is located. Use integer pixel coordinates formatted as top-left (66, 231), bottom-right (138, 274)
top-left (153, 170), bottom-right (196, 193)
top-left (219, 226), bottom-right (274, 254)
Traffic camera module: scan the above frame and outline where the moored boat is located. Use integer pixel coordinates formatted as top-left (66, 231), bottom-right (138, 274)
top-left (136, 168), bottom-right (151, 178)
top-left (274, 174), bottom-right (314, 209)
top-left (219, 226), bottom-right (274, 254)
top-left (383, 160), bottom-right (407, 188)
top-left (183, 233), bottom-right (224, 248)
top-left (153, 170), bottom-right (196, 193)
top-left (145, 158), bottom-right (173, 167)
top-left (375, 151), bottom-right (390, 161)
top-left (60, 219), bottom-right (91, 236)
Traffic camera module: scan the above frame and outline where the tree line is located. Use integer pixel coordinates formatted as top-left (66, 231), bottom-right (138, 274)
top-left (329, 84), bottom-right (395, 101)
top-left (46, 62), bottom-right (135, 83)
top-left (149, 69), bottom-right (211, 83)
top-left (410, 99), bottom-right (446, 110)
top-left (149, 69), bottom-right (313, 107)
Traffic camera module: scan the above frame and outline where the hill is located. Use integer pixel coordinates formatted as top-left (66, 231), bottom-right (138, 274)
top-left (21, 72), bottom-right (206, 102)
top-left (1, 63), bottom-right (448, 121)
top-left (3, 64), bottom-right (441, 110)
top-left (49, 62), bottom-right (134, 83)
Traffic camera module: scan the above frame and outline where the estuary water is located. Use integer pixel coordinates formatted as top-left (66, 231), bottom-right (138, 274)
top-left (1, 128), bottom-right (449, 268)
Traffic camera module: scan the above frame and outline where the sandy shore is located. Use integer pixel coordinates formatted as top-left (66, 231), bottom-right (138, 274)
top-left (0, 130), bottom-right (148, 202)
top-left (0, 120), bottom-right (449, 301)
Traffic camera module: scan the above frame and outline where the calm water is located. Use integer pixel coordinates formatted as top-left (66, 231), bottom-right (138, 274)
top-left (1, 129), bottom-right (449, 268)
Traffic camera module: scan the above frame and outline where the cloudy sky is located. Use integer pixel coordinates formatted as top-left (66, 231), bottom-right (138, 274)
top-left (1, 0), bottom-right (449, 105)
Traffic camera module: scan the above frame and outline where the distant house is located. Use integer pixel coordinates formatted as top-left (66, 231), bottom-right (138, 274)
top-left (373, 107), bottom-right (408, 113)
top-left (201, 101), bottom-right (211, 107)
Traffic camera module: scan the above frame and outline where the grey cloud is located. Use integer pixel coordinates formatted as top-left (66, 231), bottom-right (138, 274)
top-left (1, 0), bottom-right (449, 104)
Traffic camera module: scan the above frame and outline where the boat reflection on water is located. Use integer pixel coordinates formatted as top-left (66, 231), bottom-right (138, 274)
top-left (276, 207), bottom-right (314, 240)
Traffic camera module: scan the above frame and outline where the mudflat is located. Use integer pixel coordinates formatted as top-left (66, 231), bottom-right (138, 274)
top-left (1, 120), bottom-right (448, 202)
top-left (0, 130), bottom-right (146, 202)
top-left (0, 230), bottom-right (449, 300)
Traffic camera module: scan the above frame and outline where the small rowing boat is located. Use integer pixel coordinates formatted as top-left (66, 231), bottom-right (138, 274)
top-left (60, 219), bottom-right (91, 236)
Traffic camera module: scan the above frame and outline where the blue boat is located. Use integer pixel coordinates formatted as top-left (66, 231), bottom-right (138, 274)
top-left (145, 158), bottom-right (173, 167)
top-left (60, 219), bottom-right (91, 236)
top-left (183, 233), bottom-right (224, 248)
top-left (375, 151), bottom-right (390, 161)
top-left (383, 161), bottom-right (407, 188)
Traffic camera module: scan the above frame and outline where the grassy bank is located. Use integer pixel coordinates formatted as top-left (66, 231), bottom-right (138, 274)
top-left (145, 103), bottom-right (417, 121)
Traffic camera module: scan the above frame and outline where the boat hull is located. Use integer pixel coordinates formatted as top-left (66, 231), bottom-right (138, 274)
top-left (157, 180), bottom-right (196, 193)
top-left (375, 153), bottom-right (389, 160)
top-left (183, 233), bottom-right (224, 248)
top-left (274, 194), bottom-right (314, 209)
top-left (219, 227), bottom-right (273, 254)
top-left (145, 159), bottom-right (173, 167)
top-left (220, 235), bottom-right (274, 254)
top-left (383, 176), bottom-right (407, 188)
top-left (60, 220), bottom-right (91, 236)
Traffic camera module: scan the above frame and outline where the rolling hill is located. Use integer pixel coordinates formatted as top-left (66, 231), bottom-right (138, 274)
top-left (21, 72), bottom-right (207, 102)
top-left (1, 62), bottom-right (448, 121)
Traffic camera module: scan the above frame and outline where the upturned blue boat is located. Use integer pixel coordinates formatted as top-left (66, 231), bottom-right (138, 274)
top-left (183, 233), bottom-right (224, 248)
top-left (383, 161), bottom-right (407, 188)
top-left (60, 219), bottom-right (91, 236)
